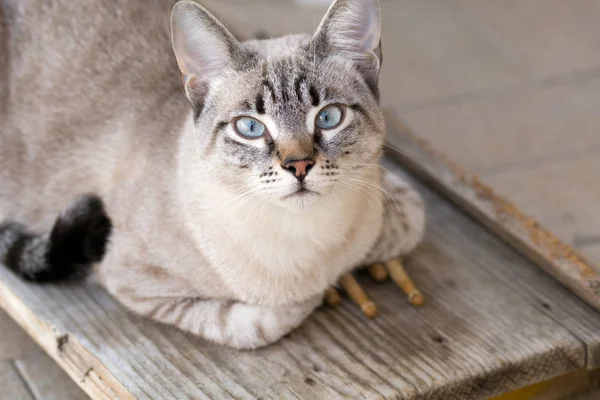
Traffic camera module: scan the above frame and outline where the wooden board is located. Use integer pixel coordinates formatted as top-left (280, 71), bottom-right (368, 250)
top-left (383, 109), bottom-right (600, 315)
top-left (0, 308), bottom-right (87, 399)
top-left (3, 155), bottom-right (600, 399)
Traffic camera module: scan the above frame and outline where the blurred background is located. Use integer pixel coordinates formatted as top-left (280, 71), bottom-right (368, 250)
top-left (206, 0), bottom-right (600, 267)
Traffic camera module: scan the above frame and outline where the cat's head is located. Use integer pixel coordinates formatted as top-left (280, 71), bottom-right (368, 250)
top-left (171, 0), bottom-right (384, 210)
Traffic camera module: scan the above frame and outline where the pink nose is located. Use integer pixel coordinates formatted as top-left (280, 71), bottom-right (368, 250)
top-left (283, 159), bottom-right (314, 181)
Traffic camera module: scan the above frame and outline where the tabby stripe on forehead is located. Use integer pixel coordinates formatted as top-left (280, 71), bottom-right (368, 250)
top-left (309, 85), bottom-right (320, 106)
top-left (294, 74), bottom-right (306, 102)
top-left (272, 59), bottom-right (293, 104)
top-left (281, 85), bottom-right (290, 103)
top-left (262, 79), bottom-right (276, 102)
top-left (260, 62), bottom-right (276, 103)
top-left (255, 93), bottom-right (265, 114)
top-left (279, 66), bottom-right (290, 103)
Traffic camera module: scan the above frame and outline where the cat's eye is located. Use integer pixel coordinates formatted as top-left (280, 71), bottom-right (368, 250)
top-left (234, 117), bottom-right (266, 139)
top-left (315, 104), bottom-right (344, 130)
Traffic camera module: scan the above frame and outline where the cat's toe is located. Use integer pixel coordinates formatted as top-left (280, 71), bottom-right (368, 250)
top-left (384, 259), bottom-right (424, 306)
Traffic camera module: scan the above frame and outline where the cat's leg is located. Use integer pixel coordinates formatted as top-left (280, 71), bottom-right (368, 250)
top-left (328, 174), bottom-right (426, 315)
top-left (127, 296), bottom-right (320, 350)
top-left (106, 272), bottom-right (320, 349)
top-left (363, 174), bottom-right (426, 265)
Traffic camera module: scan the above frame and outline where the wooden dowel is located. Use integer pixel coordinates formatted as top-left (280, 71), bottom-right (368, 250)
top-left (386, 259), bottom-right (425, 306)
top-left (324, 287), bottom-right (341, 307)
top-left (339, 273), bottom-right (377, 318)
top-left (368, 263), bottom-right (388, 282)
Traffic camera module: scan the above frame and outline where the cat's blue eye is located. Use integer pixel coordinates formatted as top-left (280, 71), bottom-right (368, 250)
top-left (234, 117), bottom-right (266, 139)
top-left (315, 105), bottom-right (344, 130)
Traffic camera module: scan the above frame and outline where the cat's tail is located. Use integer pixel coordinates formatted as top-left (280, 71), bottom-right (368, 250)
top-left (0, 194), bottom-right (112, 282)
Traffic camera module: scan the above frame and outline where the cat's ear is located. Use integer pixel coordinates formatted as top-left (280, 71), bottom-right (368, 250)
top-left (313, 0), bottom-right (382, 81)
top-left (171, 1), bottom-right (238, 105)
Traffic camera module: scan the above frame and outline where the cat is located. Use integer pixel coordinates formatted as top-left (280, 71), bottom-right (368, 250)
top-left (0, 0), bottom-right (425, 349)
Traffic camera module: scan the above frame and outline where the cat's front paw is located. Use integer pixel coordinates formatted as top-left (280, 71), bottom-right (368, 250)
top-left (227, 296), bottom-right (322, 349)
top-left (325, 258), bottom-right (423, 318)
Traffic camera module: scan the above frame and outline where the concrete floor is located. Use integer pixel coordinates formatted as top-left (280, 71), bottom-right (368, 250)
top-left (3, 0), bottom-right (600, 398)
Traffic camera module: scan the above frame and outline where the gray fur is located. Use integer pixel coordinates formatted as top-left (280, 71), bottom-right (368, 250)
top-left (0, 0), bottom-right (426, 349)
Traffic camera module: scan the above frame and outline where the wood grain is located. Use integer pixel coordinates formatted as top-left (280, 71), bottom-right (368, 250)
top-left (3, 156), bottom-right (600, 399)
top-left (0, 275), bottom-right (132, 400)
top-left (383, 109), bottom-right (600, 314)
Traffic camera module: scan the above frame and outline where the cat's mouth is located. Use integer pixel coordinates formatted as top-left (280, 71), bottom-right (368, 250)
top-left (283, 187), bottom-right (318, 199)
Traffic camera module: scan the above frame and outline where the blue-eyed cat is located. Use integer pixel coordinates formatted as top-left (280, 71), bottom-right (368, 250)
top-left (0, 0), bottom-right (425, 348)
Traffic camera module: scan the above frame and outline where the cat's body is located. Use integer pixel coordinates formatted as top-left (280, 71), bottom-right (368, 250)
top-left (0, 0), bottom-right (425, 348)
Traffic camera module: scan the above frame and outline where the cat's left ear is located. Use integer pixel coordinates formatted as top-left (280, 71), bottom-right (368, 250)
top-left (313, 0), bottom-right (382, 84)
top-left (171, 1), bottom-right (240, 107)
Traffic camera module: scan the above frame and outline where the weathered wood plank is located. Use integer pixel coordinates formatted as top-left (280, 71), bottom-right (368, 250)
top-left (0, 275), bottom-right (132, 400)
top-left (3, 155), bottom-right (600, 399)
top-left (384, 160), bottom-right (600, 369)
top-left (383, 109), bottom-right (600, 314)
top-left (13, 349), bottom-right (88, 400)
top-left (0, 361), bottom-right (34, 400)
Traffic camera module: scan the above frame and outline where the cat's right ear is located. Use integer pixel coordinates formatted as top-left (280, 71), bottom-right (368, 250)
top-left (171, 1), bottom-right (238, 107)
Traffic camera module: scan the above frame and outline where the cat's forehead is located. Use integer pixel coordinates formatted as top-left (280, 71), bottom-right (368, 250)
top-left (242, 34), bottom-right (312, 58)
top-left (213, 35), bottom-right (365, 131)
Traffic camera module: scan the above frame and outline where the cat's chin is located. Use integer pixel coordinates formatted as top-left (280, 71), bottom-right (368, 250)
top-left (278, 189), bottom-right (320, 211)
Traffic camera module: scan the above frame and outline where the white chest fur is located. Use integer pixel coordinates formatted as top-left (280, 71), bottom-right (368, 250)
top-left (186, 176), bottom-right (384, 307)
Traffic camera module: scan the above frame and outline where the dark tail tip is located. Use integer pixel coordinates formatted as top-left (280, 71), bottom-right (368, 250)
top-left (1, 194), bottom-right (112, 282)
top-left (45, 194), bottom-right (112, 281)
